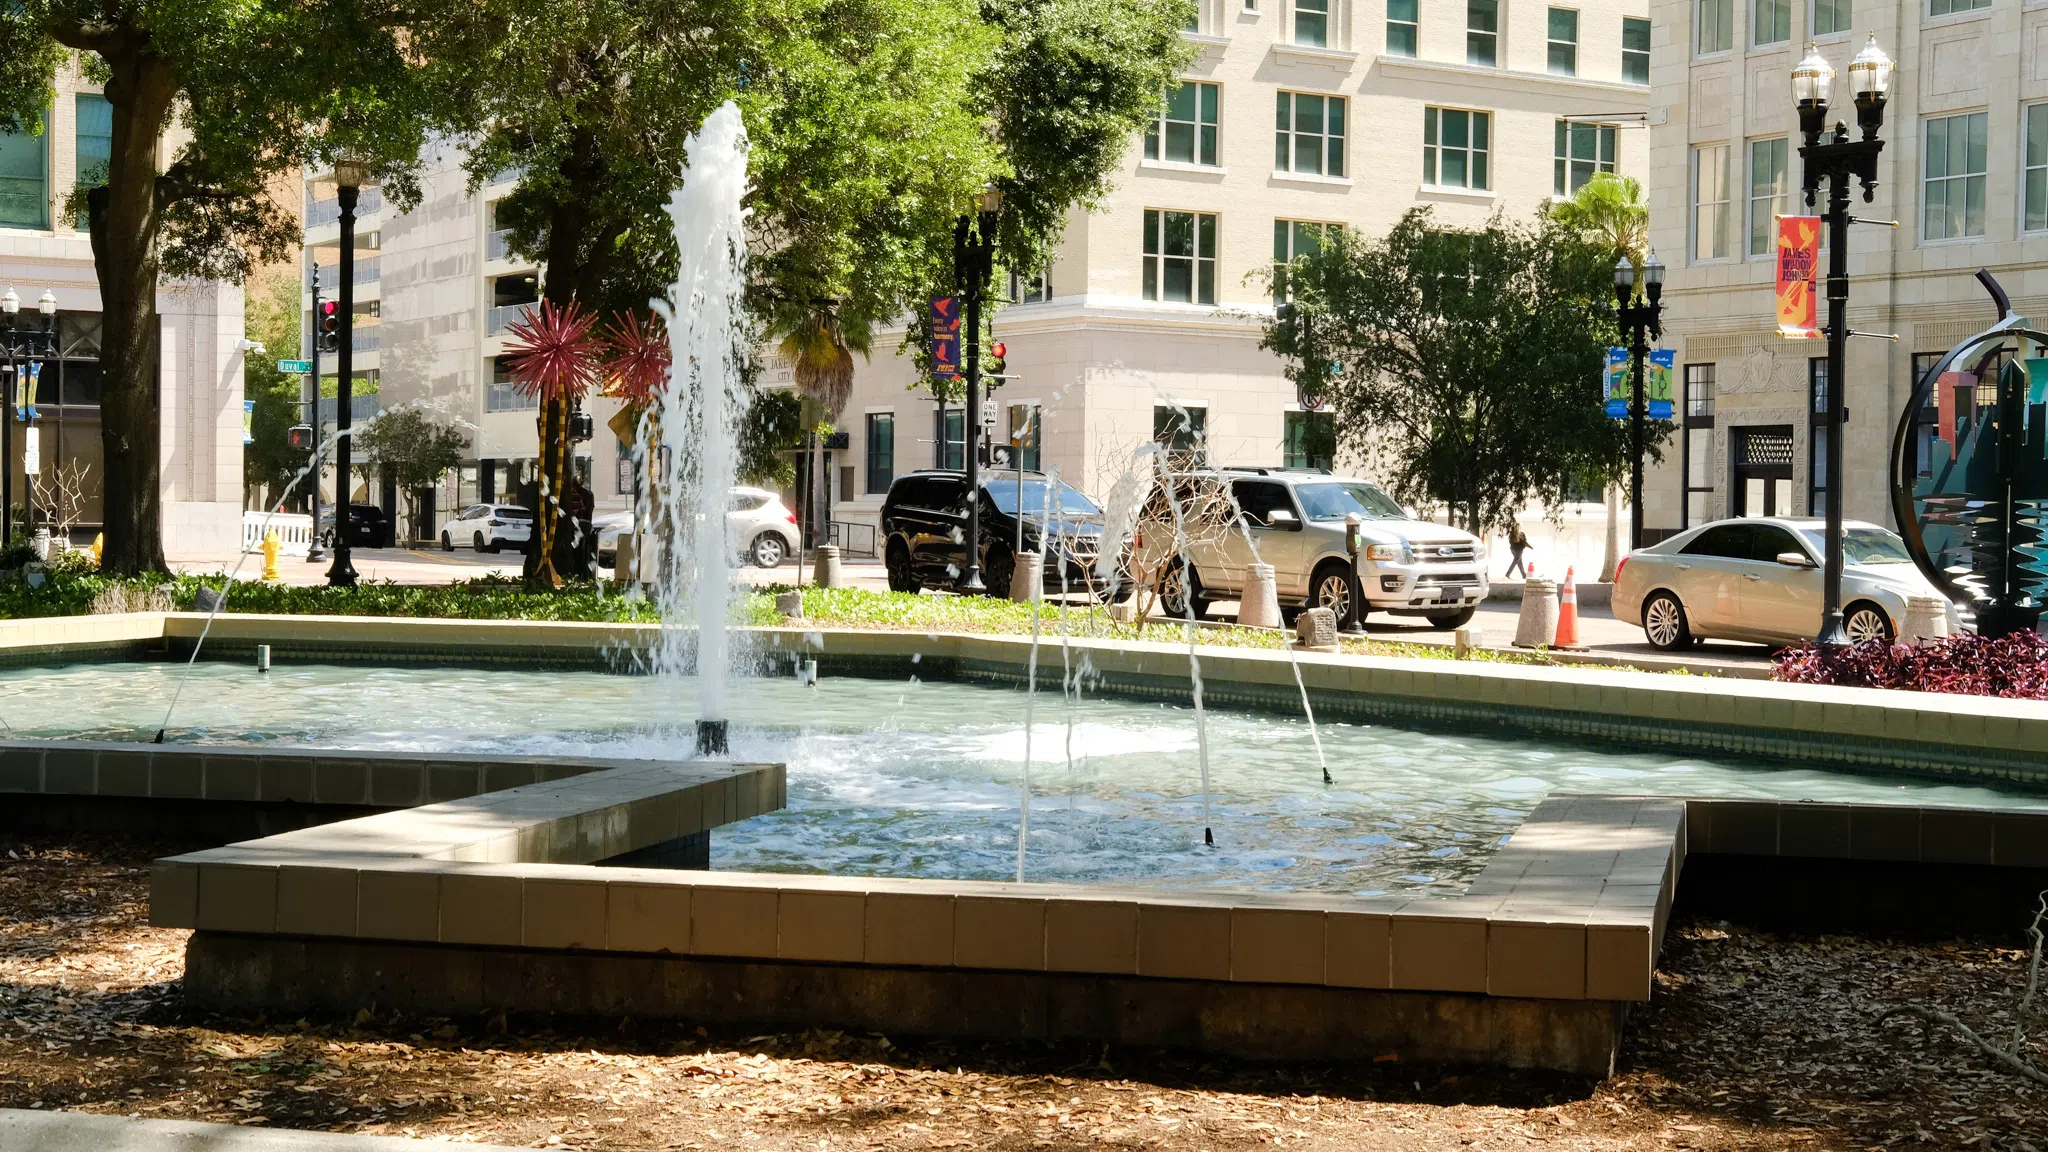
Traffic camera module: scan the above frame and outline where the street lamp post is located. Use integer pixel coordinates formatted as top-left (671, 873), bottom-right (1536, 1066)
top-left (953, 188), bottom-right (1002, 595)
top-left (1793, 35), bottom-right (1892, 646)
top-left (327, 154), bottom-right (375, 588)
top-left (1612, 253), bottom-right (1665, 552)
top-left (306, 264), bottom-right (327, 562)
top-left (0, 288), bottom-right (58, 546)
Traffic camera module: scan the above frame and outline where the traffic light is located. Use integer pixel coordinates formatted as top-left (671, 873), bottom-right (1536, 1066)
top-left (985, 340), bottom-right (1006, 380)
top-left (318, 300), bottom-right (341, 353)
top-left (288, 424), bottom-right (314, 451)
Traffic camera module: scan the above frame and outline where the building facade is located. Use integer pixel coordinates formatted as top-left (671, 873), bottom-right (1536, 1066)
top-left (0, 65), bottom-right (247, 554)
top-left (1644, 0), bottom-right (2048, 539)
top-left (301, 142), bottom-right (634, 544)
top-left (821, 0), bottom-right (1651, 546)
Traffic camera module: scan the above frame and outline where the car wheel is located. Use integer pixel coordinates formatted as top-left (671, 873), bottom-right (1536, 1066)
top-left (1642, 591), bottom-right (1692, 651)
top-left (1844, 601), bottom-right (1895, 645)
top-left (982, 546), bottom-right (1015, 598)
top-left (1310, 560), bottom-right (1360, 624)
top-left (885, 540), bottom-right (921, 594)
top-left (1427, 606), bottom-right (1477, 630)
top-left (476, 532), bottom-right (493, 554)
top-left (1158, 560), bottom-right (1209, 620)
top-left (441, 532), bottom-right (453, 552)
top-left (749, 533), bottom-right (785, 569)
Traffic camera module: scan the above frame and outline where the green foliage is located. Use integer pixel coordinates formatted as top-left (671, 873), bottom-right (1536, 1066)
top-left (353, 407), bottom-right (468, 495)
top-left (739, 388), bottom-right (803, 487)
top-left (1263, 207), bottom-right (1666, 536)
top-left (1548, 172), bottom-right (1649, 269)
top-left (242, 265), bottom-right (308, 504)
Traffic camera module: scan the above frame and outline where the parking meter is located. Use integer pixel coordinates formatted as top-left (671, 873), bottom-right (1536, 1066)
top-left (1342, 513), bottom-right (1367, 635)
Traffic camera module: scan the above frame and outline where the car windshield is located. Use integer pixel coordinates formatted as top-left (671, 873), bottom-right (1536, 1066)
top-left (986, 479), bottom-right (1101, 516)
top-left (1799, 526), bottom-right (1911, 565)
top-left (1294, 482), bottom-right (1407, 521)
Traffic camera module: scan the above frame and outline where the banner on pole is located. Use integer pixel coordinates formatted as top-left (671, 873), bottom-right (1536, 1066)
top-left (22, 427), bottom-right (38, 476)
top-left (929, 295), bottom-right (961, 381)
top-left (12, 360), bottom-right (39, 422)
top-left (243, 399), bottom-right (255, 445)
top-left (1604, 347), bottom-right (1629, 418)
top-left (1647, 348), bottom-right (1675, 420)
top-left (1774, 215), bottom-right (1822, 339)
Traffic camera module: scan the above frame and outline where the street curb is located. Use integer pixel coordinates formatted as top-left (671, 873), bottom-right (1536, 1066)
top-left (0, 1108), bottom-right (530, 1151)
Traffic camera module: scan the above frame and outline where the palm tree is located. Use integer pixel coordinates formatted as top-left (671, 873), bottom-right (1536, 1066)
top-left (770, 305), bottom-right (863, 570)
top-left (1550, 172), bottom-right (1649, 583)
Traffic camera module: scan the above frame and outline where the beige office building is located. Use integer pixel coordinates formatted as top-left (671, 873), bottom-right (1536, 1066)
top-left (1643, 0), bottom-right (2048, 541)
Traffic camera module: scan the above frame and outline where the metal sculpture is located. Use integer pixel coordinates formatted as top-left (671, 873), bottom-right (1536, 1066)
top-left (1889, 271), bottom-right (2048, 638)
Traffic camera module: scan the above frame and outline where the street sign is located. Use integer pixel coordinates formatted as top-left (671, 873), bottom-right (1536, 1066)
top-left (277, 359), bottom-right (313, 374)
top-left (980, 396), bottom-right (997, 426)
top-left (22, 427), bottom-right (37, 476)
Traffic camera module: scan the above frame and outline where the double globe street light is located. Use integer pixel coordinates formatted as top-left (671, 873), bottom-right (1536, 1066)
top-left (1792, 34), bottom-right (1893, 646)
top-left (1613, 252), bottom-right (1665, 552)
top-left (0, 287), bottom-right (59, 545)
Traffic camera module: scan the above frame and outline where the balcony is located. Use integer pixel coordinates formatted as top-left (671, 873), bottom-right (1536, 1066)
top-left (351, 328), bottom-right (379, 353)
top-left (486, 381), bottom-right (539, 412)
top-left (305, 187), bottom-right (385, 227)
top-left (487, 228), bottom-right (515, 261)
top-left (487, 302), bottom-right (537, 336)
top-left (316, 393), bottom-right (381, 425)
top-left (308, 258), bottom-right (380, 291)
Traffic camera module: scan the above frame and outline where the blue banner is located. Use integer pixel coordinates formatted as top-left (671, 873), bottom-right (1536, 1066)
top-left (12, 360), bottom-right (39, 422)
top-left (930, 295), bottom-right (961, 381)
top-left (1647, 348), bottom-right (1675, 420)
top-left (1603, 347), bottom-right (1628, 419)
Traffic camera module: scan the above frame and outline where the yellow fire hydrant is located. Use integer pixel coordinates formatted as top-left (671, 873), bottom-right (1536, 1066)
top-left (261, 529), bottom-right (282, 581)
top-left (90, 532), bottom-right (103, 566)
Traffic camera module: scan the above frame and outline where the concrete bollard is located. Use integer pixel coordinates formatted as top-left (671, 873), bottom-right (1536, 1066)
top-left (1512, 579), bottom-right (1559, 649)
top-left (614, 534), bottom-right (636, 581)
top-left (1454, 625), bottom-right (1483, 655)
top-left (255, 644), bottom-right (271, 673)
top-left (1109, 598), bottom-right (1138, 624)
top-left (1903, 595), bottom-right (1949, 646)
top-left (813, 544), bottom-right (841, 589)
top-left (1009, 551), bottom-right (1043, 602)
top-left (1239, 562), bottom-right (1283, 629)
top-left (774, 590), bottom-right (805, 619)
top-left (1295, 606), bottom-right (1339, 651)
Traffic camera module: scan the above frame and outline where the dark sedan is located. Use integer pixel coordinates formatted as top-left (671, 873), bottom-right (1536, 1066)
top-left (318, 504), bottom-right (395, 549)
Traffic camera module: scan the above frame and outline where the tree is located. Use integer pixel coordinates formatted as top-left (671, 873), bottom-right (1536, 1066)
top-left (241, 263), bottom-right (306, 510)
top-left (352, 406), bottom-right (468, 544)
top-left (0, 0), bottom-right (453, 574)
top-left (1550, 172), bottom-right (1651, 580)
top-left (1263, 207), bottom-right (1659, 539)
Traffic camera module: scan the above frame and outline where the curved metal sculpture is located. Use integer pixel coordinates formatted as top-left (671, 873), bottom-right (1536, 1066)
top-left (1888, 271), bottom-right (2048, 638)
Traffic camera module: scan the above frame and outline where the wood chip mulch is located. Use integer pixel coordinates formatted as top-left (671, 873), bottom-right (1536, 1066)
top-left (1, 831), bottom-right (2041, 1150)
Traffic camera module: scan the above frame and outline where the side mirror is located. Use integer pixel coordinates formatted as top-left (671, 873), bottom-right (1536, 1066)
top-left (1266, 508), bottom-right (1301, 530)
top-left (1776, 551), bottom-right (1816, 568)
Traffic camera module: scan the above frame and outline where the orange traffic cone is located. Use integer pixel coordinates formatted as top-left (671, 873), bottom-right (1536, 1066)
top-left (1554, 566), bottom-right (1587, 650)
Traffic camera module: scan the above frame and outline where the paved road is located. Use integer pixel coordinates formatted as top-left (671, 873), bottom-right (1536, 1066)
top-left (0, 1108), bottom-right (526, 1151)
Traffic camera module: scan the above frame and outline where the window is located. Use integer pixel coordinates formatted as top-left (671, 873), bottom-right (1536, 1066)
top-left (1747, 137), bottom-right (1789, 258)
top-left (1752, 0), bottom-right (1789, 46)
top-left (487, 355), bottom-right (538, 412)
top-left (1007, 404), bottom-right (1041, 472)
top-left (1233, 480), bottom-right (1298, 526)
top-left (2025, 104), bottom-right (2048, 233)
top-left (1622, 17), bottom-right (1651, 83)
top-left (1909, 351), bottom-right (1943, 477)
top-left (1142, 210), bottom-right (1218, 304)
top-left (1274, 92), bottom-right (1346, 177)
top-left (1682, 364), bottom-right (1715, 529)
top-left (1145, 82), bottom-right (1220, 167)
top-left (1697, 0), bottom-right (1732, 53)
top-left (1294, 0), bottom-right (1329, 46)
top-left (865, 413), bottom-right (894, 494)
top-left (1283, 410), bottom-right (1335, 470)
top-left (1554, 122), bottom-right (1617, 196)
top-left (1272, 219), bottom-right (1331, 302)
top-left (1923, 112), bottom-right (1987, 241)
top-left (1547, 8), bottom-right (1579, 75)
top-left (941, 409), bottom-right (965, 471)
top-left (1424, 107), bottom-right (1491, 190)
top-left (0, 117), bottom-right (46, 230)
top-left (1008, 268), bottom-right (1051, 302)
top-left (1387, 0), bottom-right (1418, 55)
top-left (74, 94), bottom-right (111, 194)
top-left (1928, 0), bottom-right (1988, 15)
top-left (1467, 0), bottom-right (1499, 66)
top-left (1184, 3), bottom-right (1201, 30)
top-left (1153, 404), bottom-right (1208, 461)
top-left (1812, 0), bottom-right (1850, 35)
top-left (1692, 144), bottom-right (1731, 261)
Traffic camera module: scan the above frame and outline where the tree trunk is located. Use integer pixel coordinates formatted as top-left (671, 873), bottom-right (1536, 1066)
top-left (1599, 482), bottom-right (1621, 582)
top-left (88, 50), bottom-right (177, 574)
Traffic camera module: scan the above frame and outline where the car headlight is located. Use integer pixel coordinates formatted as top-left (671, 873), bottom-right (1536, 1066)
top-left (1365, 544), bottom-right (1405, 562)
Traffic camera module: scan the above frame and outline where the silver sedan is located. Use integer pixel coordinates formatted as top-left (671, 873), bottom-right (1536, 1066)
top-left (1614, 517), bottom-right (1954, 651)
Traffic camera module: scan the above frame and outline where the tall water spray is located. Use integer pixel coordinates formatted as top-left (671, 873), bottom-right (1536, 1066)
top-left (644, 102), bottom-right (752, 757)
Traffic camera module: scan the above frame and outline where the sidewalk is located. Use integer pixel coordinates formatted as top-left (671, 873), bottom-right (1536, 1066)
top-left (0, 1108), bottom-right (526, 1151)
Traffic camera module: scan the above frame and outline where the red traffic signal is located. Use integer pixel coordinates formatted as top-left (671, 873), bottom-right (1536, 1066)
top-left (985, 340), bottom-right (1007, 379)
top-left (318, 300), bottom-right (341, 352)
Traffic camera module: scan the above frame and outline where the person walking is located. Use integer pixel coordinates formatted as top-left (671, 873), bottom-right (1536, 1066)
top-left (1504, 525), bottom-right (1530, 579)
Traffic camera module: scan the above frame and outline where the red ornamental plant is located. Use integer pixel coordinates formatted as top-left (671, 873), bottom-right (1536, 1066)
top-left (502, 300), bottom-right (601, 402)
top-left (599, 310), bottom-right (671, 407)
top-left (1773, 630), bottom-right (2048, 699)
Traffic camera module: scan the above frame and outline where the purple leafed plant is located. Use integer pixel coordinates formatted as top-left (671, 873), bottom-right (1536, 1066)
top-left (1773, 631), bottom-right (2048, 699)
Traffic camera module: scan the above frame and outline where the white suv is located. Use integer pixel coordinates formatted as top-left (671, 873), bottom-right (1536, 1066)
top-left (440, 504), bottom-right (533, 553)
top-left (1158, 468), bottom-right (1489, 627)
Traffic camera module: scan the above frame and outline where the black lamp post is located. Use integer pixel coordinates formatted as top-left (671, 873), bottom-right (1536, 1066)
top-left (0, 288), bottom-right (58, 546)
top-left (1612, 252), bottom-right (1665, 552)
top-left (1794, 35), bottom-right (1893, 646)
top-left (326, 154), bottom-right (375, 588)
top-left (953, 187), bottom-right (1002, 595)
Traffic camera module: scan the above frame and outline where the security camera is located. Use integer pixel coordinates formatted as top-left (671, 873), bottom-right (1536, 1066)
top-left (234, 339), bottom-right (267, 355)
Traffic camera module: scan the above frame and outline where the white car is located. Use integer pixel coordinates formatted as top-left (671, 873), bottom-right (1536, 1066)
top-left (440, 504), bottom-right (533, 553)
top-left (1614, 517), bottom-right (1956, 650)
top-left (595, 487), bottom-right (801, 570)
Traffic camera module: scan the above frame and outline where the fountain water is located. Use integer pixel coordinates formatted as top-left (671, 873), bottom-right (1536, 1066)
top-left (639, 102), bottom-right (752, 758)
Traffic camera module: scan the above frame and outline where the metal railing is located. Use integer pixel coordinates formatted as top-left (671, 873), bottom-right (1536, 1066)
top-left (309, 258), bottom-right (380, 290)
top-left (305, 188), bottom-right (385, 226)
top-left (351, 328), bottom-right (380, 353)
top-left (485, 381), bottom-right (538, 412)
top-left (827, 520), bottom-right (878, 558)
top-left (487, 302), bottom-right (537, 336)
top-left (316, 393), bottom-right (381, 425)
top-left (486, 228), bottom-right (515, 260)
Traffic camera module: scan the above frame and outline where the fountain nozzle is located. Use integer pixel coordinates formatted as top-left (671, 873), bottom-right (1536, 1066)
top-left (1203, 827), bottom-right (1214, 847)
top-left (695, 719), bottom-right (729, 758)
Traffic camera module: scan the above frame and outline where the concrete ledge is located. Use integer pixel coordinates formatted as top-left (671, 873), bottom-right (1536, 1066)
top-left (0, 1106), bottom-right (528, 1151)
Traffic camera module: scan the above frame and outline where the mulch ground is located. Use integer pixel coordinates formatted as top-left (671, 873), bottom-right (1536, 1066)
top-left (0, 830), bottom-right (2041, 1151)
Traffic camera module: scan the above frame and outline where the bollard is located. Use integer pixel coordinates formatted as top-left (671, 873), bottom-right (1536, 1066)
top-left (1295, 606), bottom-right (1339, 651)
top-left (1512, 578), bottom-right (1559, 649)
top-left (1341, 514), bottom-right (1367, 635)
top-left (1239, 562), bottom-right (1283, 629)
top-left (1454, 625), bottom-right (1483, 656)
top-left (775, 589), bottom-right (805, 619)
top-left (614, 534), bottom-right (636, 582)
top-left (1009, 551), bottom-right (1044, 602)
top-left (261, 529), bottom-right (282, 581)
top-left (1903, 595), bottom-right (1949, 647)
top-left (813, 544), bottom-right (842, 588)
top-left (255, 644), bottom-right (271, 673)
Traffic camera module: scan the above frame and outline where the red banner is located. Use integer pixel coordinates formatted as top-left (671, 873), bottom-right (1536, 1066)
top-left (1774, 215), bottom-right (1821, 339)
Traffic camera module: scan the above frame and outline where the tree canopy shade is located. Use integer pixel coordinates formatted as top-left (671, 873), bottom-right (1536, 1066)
top-left (1263, 208), bottom-right (1657, 537)
top-left (0, 0), bottom-right (456, 573)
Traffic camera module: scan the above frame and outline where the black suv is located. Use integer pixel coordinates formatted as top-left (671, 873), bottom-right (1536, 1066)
top-left (880, 470), bottom-right (1122, 599)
